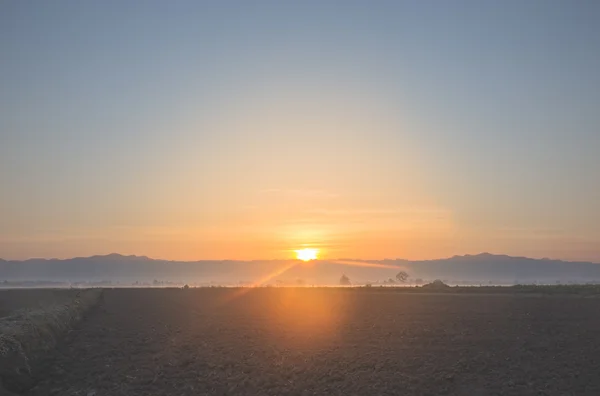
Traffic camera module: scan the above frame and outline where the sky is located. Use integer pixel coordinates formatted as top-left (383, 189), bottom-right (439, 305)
top-left (1, 1), bottom-right (599, 262)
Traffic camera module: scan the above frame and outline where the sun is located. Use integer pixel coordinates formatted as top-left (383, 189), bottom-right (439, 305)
top-left (295, 248), bottom-right (319, 261)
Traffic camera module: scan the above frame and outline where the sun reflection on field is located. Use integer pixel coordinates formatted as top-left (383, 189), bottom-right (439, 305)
top-left (264, 288), bottom-right (349, 349)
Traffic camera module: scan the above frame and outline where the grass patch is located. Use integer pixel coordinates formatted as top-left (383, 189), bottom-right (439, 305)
top-left (0, 289), bottom-right (103, 393)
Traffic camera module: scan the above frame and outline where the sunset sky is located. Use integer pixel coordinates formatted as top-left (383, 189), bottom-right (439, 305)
top-left (1, 1), bottom-right (599, 261)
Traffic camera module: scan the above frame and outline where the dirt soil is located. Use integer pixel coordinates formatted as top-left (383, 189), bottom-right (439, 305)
top-left (22, 288), bottom-right (600, 395)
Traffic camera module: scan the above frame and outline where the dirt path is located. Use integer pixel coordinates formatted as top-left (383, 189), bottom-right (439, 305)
top-left (25, 289), bottom-right (600, 395)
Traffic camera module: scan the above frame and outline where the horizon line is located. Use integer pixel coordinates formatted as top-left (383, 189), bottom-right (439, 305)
top-left (2, 252), bottom-right (599, 265)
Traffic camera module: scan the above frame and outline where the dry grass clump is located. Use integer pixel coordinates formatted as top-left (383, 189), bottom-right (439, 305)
top-left (421, 279), bottom-right (451, 290)
top-left (0, 289), bottom-right (103, 392)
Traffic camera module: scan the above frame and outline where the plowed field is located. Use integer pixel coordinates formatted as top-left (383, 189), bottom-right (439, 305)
top-left (19, 288), bottom-right (600, 395)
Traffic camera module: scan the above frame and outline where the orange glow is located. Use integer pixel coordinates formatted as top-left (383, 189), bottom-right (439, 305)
top-left (263, 288), bottom-right (349, 349)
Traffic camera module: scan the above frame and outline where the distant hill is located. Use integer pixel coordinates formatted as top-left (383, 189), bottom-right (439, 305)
top-left (373, 253), bottom-right (600, 284)
top-left (1, 253), bottom-right (600, 285)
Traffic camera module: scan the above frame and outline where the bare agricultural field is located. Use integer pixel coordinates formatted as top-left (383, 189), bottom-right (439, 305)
top-left (19, 288), bottom-right (600, 396)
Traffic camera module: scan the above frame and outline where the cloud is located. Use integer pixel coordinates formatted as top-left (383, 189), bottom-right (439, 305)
top-left (260, 189), bottom-right (339, 199)
top-left (303, 206), bottom-right (452, 219)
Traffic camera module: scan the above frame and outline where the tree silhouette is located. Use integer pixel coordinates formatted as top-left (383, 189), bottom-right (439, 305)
top-left (396, 271), bottom-right (409, 283)
top-left (339, 274), bottom-right (351, 286)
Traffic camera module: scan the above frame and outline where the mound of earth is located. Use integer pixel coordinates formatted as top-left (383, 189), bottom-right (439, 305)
top-left (421, 279), bottom-right (451, 289)
top-left (0, 289), bottom-right (103, 393)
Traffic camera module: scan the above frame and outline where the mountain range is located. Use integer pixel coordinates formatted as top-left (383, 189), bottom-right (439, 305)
top-left (2, 253), bottom-right (600, 285)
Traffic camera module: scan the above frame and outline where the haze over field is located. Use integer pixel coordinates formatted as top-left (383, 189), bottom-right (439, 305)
top-left (1, 2), bottom-right (599, 266)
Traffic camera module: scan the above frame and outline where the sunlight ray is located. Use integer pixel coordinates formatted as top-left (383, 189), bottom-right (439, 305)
top-left (220, 261), bottom-right (300, 303)
top-left (329, 259), bottom-right (406, 270)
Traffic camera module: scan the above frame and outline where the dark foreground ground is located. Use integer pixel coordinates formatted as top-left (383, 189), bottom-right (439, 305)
top-left (22, 288), bottom-right (600, 395)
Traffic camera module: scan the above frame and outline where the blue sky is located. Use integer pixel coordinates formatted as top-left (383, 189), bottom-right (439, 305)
top-left (1, 1), bottom-right (599, 261)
